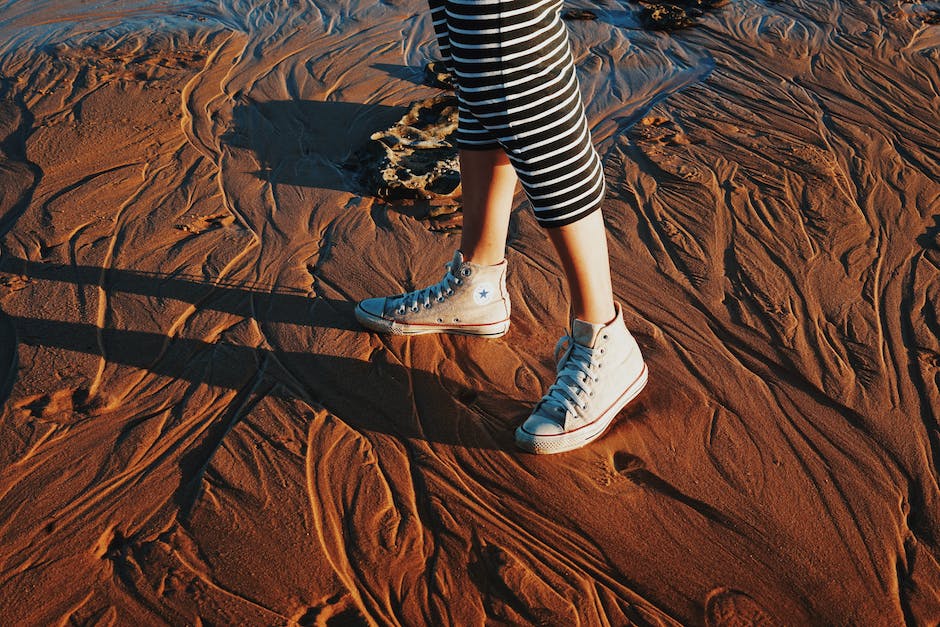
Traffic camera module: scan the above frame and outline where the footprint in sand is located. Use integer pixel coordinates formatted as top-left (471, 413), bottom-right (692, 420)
top-left (174, 212), bottom-right (235, 234)
top-left (590, 451), bottom-right (644, 487)
top-left (0, 274), bottom-right (30, 293)
top-left (293, 592), bottom-right (366, 626)
top-left (917, 216), bottom-right (940, 266)
top-left (705, 587), bottom-right (775, 627)
top-left (613, 451), bottom-right (647, 476)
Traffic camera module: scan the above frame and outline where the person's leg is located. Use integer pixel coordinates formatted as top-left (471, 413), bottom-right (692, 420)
top-left (546, 210), bottom-right (616, 325)
top-left (353, 150), bottom-right (515, 337)
top-left (516, 209), bottom-right (646, 454)
top-left (437, 0), bottom-right (647, 452)
top-left (362, 0), bottom-right (645, 450)
top-left (459, 148), bottom-right (517, 266)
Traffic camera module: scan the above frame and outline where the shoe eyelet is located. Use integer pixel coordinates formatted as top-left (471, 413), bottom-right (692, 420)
top-left (425, 303), bottom-right (432, 309)
top-left (437, 296), bottom-right (444, 302)
top-left (411, 306), bottom-right (419, 312)
top-left (603, 334), bottom-right (608, 340)
top-left (462, 268), bottom-right (471, 277)
top-left (396, 308), bottom-right (405, 315)
top-left (453, 317), bottom-right (460, 322)
top-left (437, 318), bottom-right (443, 323)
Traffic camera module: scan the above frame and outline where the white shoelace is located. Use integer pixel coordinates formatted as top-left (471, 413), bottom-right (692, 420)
top-left (392, 262), bottom-right (465, 314)
top-left (540, 335), bottom-right (602, 419)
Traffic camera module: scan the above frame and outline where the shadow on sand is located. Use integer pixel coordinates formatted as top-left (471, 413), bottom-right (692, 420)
top-left (221, 98), bottom-right (407, 193)
top-left (220, 96), bottom-right (463, 225)
top-left (0, 255), bottom-right (527, 451)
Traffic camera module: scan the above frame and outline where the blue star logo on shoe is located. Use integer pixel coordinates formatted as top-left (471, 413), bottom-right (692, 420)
top-left (473, 282), bottom-right (495, 305)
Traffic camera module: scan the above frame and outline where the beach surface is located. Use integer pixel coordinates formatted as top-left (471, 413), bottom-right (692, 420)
top-left (1, 0), bottom-right (939, 624)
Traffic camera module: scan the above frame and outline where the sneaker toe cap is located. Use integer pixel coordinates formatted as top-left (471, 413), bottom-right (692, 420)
top-left (357, 297), bottom-right (387, 319)
top-left (519, 412), bottom-right (565, 437)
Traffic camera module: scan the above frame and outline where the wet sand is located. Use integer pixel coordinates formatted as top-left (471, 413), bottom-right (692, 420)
top-left (1, 0), bottom-right (939, 624)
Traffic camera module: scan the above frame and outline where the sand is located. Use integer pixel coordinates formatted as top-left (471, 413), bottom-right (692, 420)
top-left (0, 0), bottom-right (938, 624)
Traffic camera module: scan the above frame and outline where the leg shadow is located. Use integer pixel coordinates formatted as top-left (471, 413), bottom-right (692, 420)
top-left (7, 315), bottom-right (524, 450)
top-left (221, 98), bottom-right (407, 193)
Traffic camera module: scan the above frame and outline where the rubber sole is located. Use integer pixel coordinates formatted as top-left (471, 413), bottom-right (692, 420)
top-left (354, 303), bottom-right (510, 338)
top-left (514, 364), bottom-right (649, 454)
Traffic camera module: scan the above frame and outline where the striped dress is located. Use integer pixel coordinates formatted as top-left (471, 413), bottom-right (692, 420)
top-left (428, 0), bottom-right (607, 227)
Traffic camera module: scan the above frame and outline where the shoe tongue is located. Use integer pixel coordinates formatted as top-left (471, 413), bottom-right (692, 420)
top-left (572, 318), bottom-right (605, 348)
top-left (449, 250), bottom-right (466, 276)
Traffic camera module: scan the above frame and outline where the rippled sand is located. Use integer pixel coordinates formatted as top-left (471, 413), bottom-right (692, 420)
top-left (1, 0), bottom-right (938, 624)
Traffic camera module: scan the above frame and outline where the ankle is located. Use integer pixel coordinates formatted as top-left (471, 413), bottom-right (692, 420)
top-left (571, 304), bottom-right (616, 326)
top-left (460, 249), bottom-right (505, 267)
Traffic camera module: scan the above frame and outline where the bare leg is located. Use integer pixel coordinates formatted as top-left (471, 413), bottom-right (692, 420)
top-left (459, 147), bottom-right (615, 324)
top-left (355, 147), bottom-right (516, 338)
top-left (458, 148), bottom-right (517, 266)
top-left (546, 210), bottom-right (617, 325)
top-left (518, 209), bottom-right (646, 454)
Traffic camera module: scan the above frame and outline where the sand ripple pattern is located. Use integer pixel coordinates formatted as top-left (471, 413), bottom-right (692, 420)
top-left (0, 0), bottom-right (938, 624)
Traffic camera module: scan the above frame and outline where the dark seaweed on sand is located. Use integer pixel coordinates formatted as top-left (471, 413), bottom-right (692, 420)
top-left (423, 60), bottom-right (454, 90)
top-left (346, 94), bottom-right (460, 201)
top-left (633, 0), bottom-right (730, 30)
top-left (562, 9), bottom-right (598, 20)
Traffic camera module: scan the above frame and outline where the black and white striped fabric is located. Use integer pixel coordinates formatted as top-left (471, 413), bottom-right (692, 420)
top-left (428, 0), bottom-right (606, 227)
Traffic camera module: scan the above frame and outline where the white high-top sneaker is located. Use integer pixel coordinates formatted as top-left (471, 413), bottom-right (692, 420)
top-left (355, 250), bottom-right (511, 337)
top-left (516, 303), bottom-right (647, 453)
